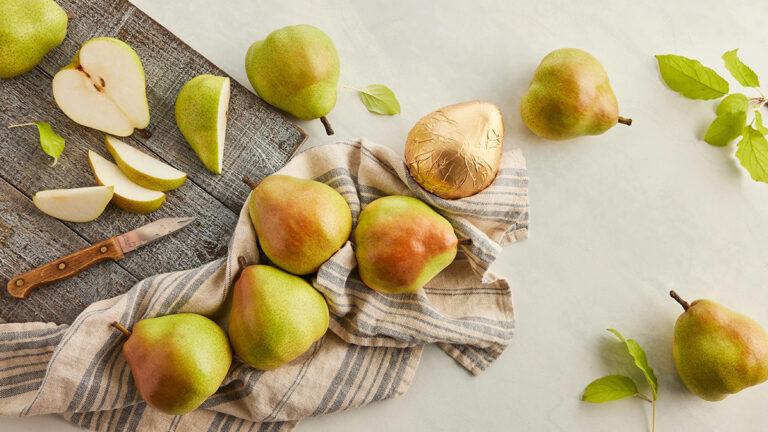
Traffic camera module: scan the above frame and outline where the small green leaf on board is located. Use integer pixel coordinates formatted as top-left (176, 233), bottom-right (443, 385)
top-left (8, 122), bottom-right (66, 166)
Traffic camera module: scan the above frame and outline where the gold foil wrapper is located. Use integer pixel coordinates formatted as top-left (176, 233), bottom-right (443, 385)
top-left (405, 101), bottom-right (504, 199)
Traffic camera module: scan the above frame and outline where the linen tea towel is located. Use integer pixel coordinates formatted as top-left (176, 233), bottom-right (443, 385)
top-left (0, 138), bottom-right (529, 431)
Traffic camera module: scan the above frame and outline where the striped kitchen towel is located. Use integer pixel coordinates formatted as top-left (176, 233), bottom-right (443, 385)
top-left (0, 139), bottom-right (528, 431)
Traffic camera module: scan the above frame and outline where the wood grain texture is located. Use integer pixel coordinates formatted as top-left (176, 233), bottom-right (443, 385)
top-left (8, 238), bottom-right (124, 299)
top-left (0, 0), bottom-right (306, 324)
top-left (38, 0), bottom-right (307, 213)
top-left (0, 179), bottom-right (137, 324)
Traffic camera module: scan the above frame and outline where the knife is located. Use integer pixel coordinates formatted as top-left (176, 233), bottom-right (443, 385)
top-left (7, 217), bottom-right (195, 299)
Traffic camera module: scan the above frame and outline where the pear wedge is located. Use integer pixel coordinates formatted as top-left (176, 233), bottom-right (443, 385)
top-left (52, 37), bottom-right (150, 137)
top-left (105, 135), bottom-right (187, 191)
top-left (175, 75), bottom-right (230, 174)
top-left (33, 186), bottom-right (114, 222)
top-left (88, 151), bottom-right (165, 213)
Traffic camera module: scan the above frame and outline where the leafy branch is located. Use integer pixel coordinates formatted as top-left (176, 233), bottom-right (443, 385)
top-left (582, 329), bottom-right (658, 432)
top-left (656, 49), bottom-right (768, 184)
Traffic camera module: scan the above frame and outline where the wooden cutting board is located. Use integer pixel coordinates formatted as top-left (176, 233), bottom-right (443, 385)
top-left (0, 0), bottom-right (307, 324)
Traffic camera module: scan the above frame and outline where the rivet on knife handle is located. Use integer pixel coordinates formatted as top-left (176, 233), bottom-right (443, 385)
top-left (7, 238), bottom-right (124, 299)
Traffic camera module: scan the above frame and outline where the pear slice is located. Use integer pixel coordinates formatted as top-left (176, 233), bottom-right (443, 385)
top-left (88, 151), bottom-right (165, 214)
top-left (175, 75), bottom-right (230, 174)
top-left (105, 135), bottom-right (187, 191)
top-left (52, 37), bottom-right (150, 137)
top-left (33, 186), bottom-right (114, 223)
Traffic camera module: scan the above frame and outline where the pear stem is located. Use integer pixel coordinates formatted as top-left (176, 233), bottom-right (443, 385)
top-left (458, 238), bottom-right (473, 246)
top-left (237, 256), bottom-right (248, 272)
top-left (242, 175), bottom-right (259, 190)
top-left (320, 116), bottom-right (335, 135)
top-left (669, 290), bottom-right (690, 311)
top-left (66, 12), bottom-right (75, 19)
top-left (618, 116), bottom-right (633, 126)
top-left (111, 321), bottom-right (132, 337)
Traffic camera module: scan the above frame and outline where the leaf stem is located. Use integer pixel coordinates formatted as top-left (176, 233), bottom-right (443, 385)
top-left (651, 399), bottom-right (656, 432)
top-left (635, 393), bottom-right (653, 403)
top-left (343, 85), bottom-right (363, 92)
top-left (7, 123), bottom-right (37, 129)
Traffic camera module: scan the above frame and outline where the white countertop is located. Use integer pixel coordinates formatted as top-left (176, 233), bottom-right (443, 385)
top-left (6, 0), bottom-right (768, 430)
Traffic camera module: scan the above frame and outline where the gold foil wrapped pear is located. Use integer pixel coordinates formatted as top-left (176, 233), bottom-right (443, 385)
top-left (405, 101), bottom-right (504, 199)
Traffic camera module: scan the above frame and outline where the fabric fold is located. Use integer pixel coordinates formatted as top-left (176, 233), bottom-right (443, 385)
top-left (0, 139), bottom-right (528, 431)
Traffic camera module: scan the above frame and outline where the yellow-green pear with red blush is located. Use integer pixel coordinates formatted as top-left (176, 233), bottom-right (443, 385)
top-left (670, 290), bottom-right (768, 401)
top-left (112, 313), bottom-right (232, 415)
top-left (520, 48), bottom-right (631, 140)
top-left (354, 196), bottom-right (458, 294)
top-left (228, 261), bottom-right (329, 370)
top-left (246, 175), bottom-right (351, 275)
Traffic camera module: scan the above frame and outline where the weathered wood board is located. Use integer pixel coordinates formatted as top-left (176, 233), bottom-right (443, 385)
top-left (0, 0), bottom-right (307, 324)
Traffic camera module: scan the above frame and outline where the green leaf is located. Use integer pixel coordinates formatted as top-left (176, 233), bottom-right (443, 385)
top-left (705, 112), bottom-right (748, 146)
top-left (8, 122), bottom-right (65, 166)
top-left (722, 49), bottom-right (760, 87)
top-left (736, 126), bottom-right (768, 183)
top-left (754, 109), bottom-right (768, 135)
top-left (607, 329), bottom-right (658, 400)
top-left (656, 54), bottom-right (729, 100)
top-left (716, 93), bottom-right (749, 116)
top-left (357, 84), bottom-right (401, 115)
top-left (582, 375), bottom-right (640, 403)
top-left (754, 110), bottom-right (768, 135)
top-left (705, 95), bottom-right (749, 147)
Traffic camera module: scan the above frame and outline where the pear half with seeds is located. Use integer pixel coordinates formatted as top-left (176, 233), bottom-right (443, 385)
top-left (33, 186), bottom-right (114, 222)
top-left (52, 37), bottom-right (150, 137)
top-left (105, 135), bottom-right (187, 191)
top-left (88, 151), bottom-right (165, 213)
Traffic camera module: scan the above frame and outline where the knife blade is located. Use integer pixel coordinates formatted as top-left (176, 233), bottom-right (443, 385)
top-left (7, 217), bottom-right (195, 299)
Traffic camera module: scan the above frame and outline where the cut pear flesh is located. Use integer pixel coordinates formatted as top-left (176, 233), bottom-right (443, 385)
top-left (33, 186), bottom-right (114, 223)
top-left (105, 135), bottom-right (187, 191)
top-left (52, 38), bottom-right (150, 137)
top-left (88, 151), bottom-right (165, 214)
top-left (175, 75), bottom-right (230, 174)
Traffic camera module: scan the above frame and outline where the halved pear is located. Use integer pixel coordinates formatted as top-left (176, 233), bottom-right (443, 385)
top-left (105, 135), bottom-right (187, 191)
top-left (33, 186), bottom-right (114, 223)
top-left (88, 151), bottom-right (165, 214)
top-left (52, 37), bottom-right (150, 137)
top-left (175, 75), bottom-right (230, 174)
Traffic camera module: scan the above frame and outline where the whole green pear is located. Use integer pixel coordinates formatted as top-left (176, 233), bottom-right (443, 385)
top-left (0, 0), bottom-right (67, 78)
top-left (247, 174), bottom-right (352, 275)
top-left (354, 196), bottom-right (458, 294)
top-left (113, 313), bottom-right (232, 415)
top-left (520, 48), bottom-right (631, 140)
top-left (228, 263), bottom-right (329, 370)
top-left (245, 24), bottom-right (339, 134)
top-left (670, 291), bottom-right (768, 401)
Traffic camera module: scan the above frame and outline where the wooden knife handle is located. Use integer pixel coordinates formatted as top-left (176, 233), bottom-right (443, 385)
top-left (7, 238), bottom-right (124, 299)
